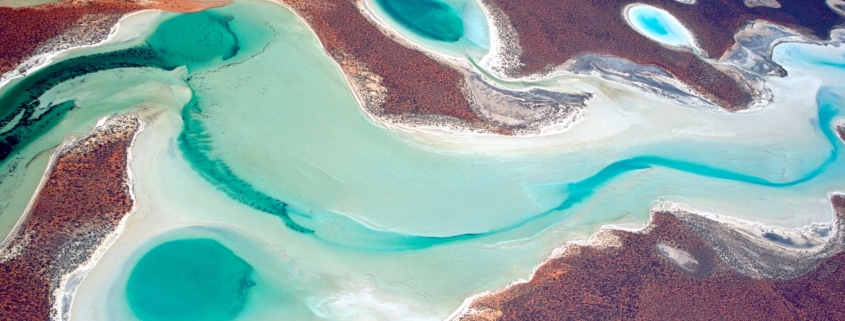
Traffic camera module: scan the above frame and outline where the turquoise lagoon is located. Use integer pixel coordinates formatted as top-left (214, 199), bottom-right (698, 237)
top-left (375, 0), bottom-right (464, 42)
top-left (626, 4), bottom-right (697, 49)
top-left (365, 0), bottom-right (491, 58)
top-left (0, 0), bottom-right (843, 320)
top-left (126, 239), bottom-right (255, 321)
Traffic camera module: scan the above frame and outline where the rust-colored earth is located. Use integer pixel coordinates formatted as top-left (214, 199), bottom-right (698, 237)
top-left (483, 0), bottom-right (845, 110)
top-left (282, 0), bottom-right (483, 124)
top-left (458, 196), bottom-right (845, 321)
top-left (0, 0), bottom-right (226, 75)
top-left (0, 115), bottom-right (140, 321)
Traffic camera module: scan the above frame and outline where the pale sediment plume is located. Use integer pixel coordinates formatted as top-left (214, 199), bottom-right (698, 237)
top-left (0, 114), bottom-right (142, 320)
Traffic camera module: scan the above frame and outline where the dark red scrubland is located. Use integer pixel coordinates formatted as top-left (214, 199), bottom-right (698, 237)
top-left (0, 117), bottom-right (140, 321)
top-left (0, 0), bottom-right (226, 75)
top-left (484, 0), bottom-right (845, 110)
top-left (460, 196), bottom-right (845, 321)
top-left (282, 0), bottom-right (483, 123)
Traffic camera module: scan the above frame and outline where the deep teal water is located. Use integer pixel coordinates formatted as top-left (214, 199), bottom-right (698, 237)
top-left (147, 11), bottom-right (240, 70)
top-left (125, 238), bottom-right (255, 321)
top-left (375, 0), bottom-right (464, 42)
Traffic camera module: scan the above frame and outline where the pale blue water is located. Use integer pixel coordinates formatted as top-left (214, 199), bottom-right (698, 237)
top-left (640, 16), bottom-right (669, 36)
top-left (1, 1), bottom-right (845, 319)
top-left (626, 5), bottom-right (693, 47)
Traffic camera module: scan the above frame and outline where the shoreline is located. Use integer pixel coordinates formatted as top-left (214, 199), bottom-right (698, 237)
top-left (0, 9), bottom-right (164, 89)
top-left (0, 113), bottom-right (143, 320)
top-left (0, 0), bottom-right (229, 82)
top-left (52, 115), bottom-right (145, 321)
top-left (449, 193), bottom-right (845, 320)
top-left (0, 8), bottom-right (168, 246)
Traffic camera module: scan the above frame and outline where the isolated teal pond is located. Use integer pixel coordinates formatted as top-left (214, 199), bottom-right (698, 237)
top-left (125, 239), bottom-right (255, 321)
top-left (375, 0), bottom-right (464, 42)
top-left (626, 5), bottom-right (693, 47)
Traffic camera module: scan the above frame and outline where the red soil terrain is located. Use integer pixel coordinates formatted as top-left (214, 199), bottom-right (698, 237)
top-left (0, 0), bottom-right (226, 75)
top-left (282, 0), bottom-right (483, 124)
top-left (485, 0), bottom-right (845, 110)
top-left (458, 196), bottom-right (845, 321)
top-left (0, 115), bottom-right (140, 321)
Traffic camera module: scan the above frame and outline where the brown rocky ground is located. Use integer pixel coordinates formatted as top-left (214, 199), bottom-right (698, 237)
top-left (457, 196), bottom-right (845, 321)
top-left (483, 0), bottom-right (845, 110)
top-left (0, 114), bottom-right (141, 321)
top-left (0, 0), bottom-right (227, 76)
top-left (282, 0), bottom-right (484, 126)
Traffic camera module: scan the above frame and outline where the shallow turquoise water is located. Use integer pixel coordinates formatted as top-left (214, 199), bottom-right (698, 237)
top-left (126, 238), bottom-right (255, 321)
top-left (626, 5), bottom-right (692, 47)
top-left (640, 16), bottom-right (668, 36)
top-left (375, 0), bottom-right (464, 42)
top-left (2, 1), bottom-right (845, 319)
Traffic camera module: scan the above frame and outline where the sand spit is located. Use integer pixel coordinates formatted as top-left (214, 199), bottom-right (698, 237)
top-left (0, 114), bottom-right (142, 320)
top-left (0, 0), bottom-right (228, 77)
top-left (450, 195), bottom-right (845, 320)
top-left (462, 73), bottom-right (592, 133)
